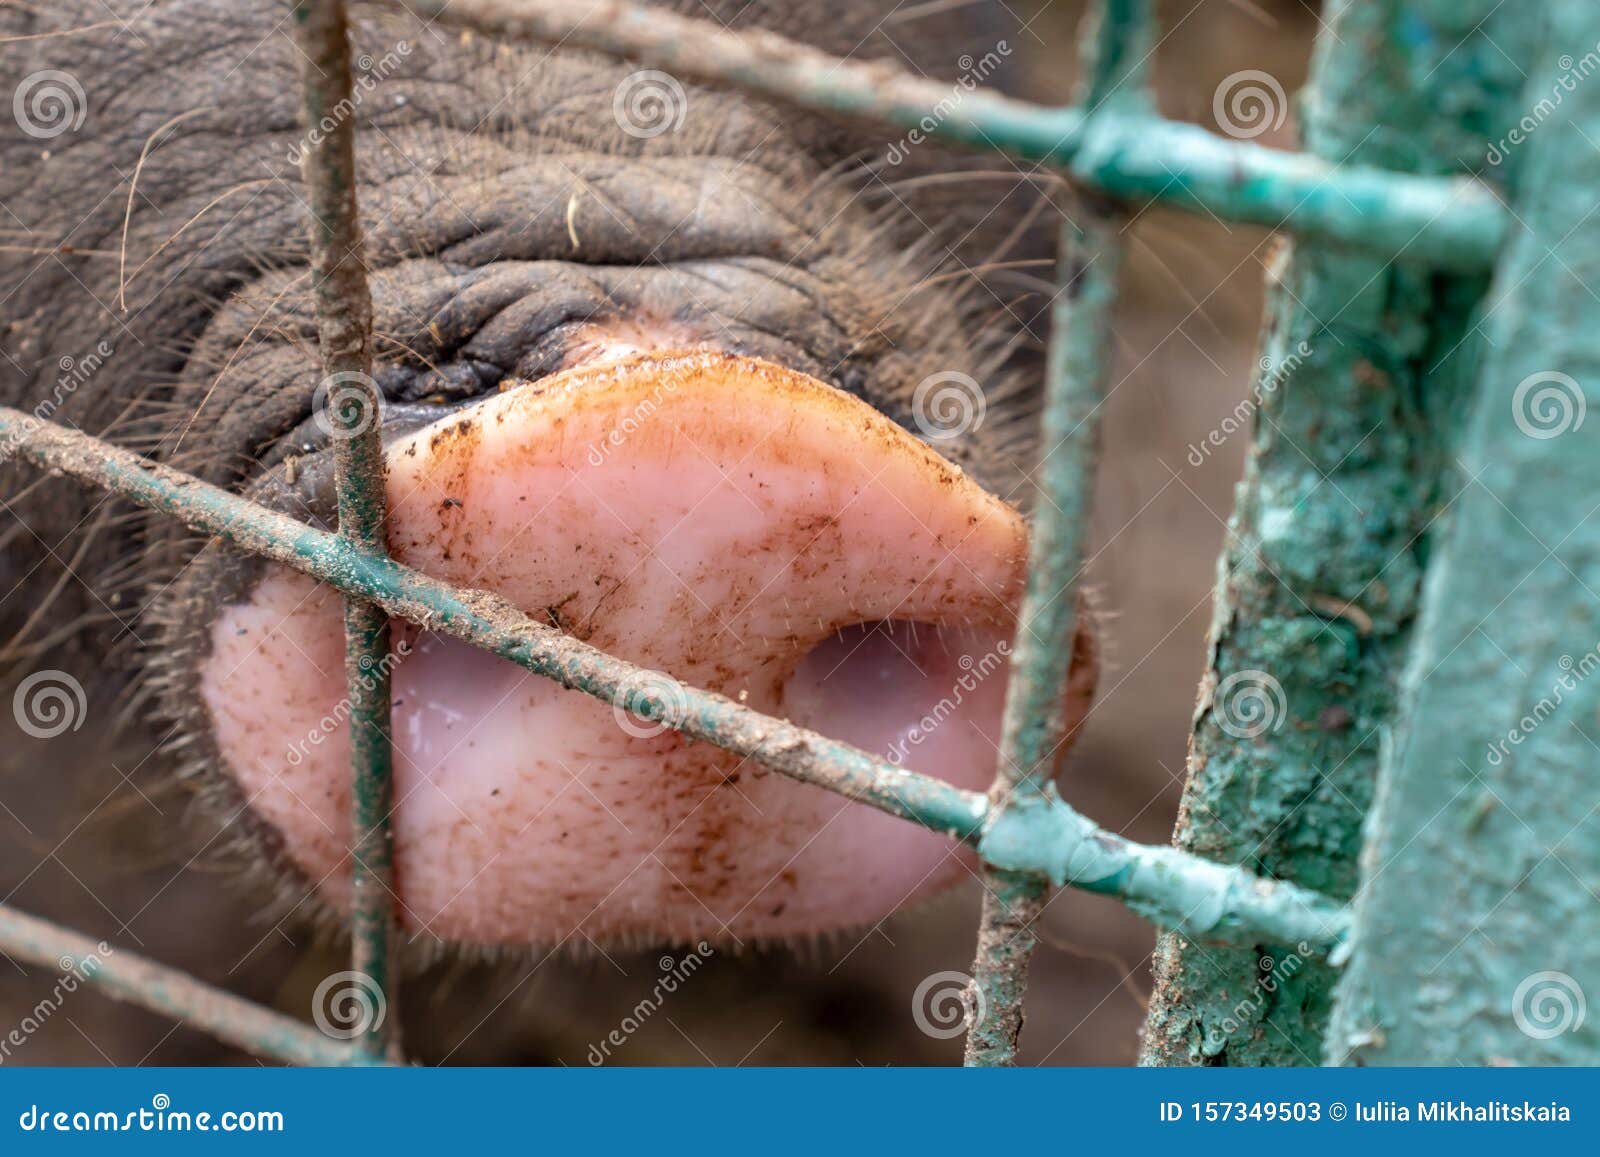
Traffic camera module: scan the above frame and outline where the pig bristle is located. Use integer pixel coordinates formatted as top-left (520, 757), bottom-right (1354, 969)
top-left (7, 0), bottom-right (1065, 969)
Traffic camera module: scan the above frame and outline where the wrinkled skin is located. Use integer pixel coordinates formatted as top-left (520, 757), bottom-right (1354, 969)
top-left (0, 1), bottom-right (1087, 953)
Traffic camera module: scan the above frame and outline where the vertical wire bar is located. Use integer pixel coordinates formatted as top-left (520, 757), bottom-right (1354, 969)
top-left (291, 0), bottom-right (400, 1062)
top-left (963, 0), bottom-right (1151, 1067)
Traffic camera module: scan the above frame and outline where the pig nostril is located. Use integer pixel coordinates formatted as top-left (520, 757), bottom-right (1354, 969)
top-left (781, 620), bottom-right (1013, 783)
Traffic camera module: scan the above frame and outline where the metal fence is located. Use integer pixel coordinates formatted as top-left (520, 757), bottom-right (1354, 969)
top-left (0, 0), bottom-right (1553, 1066)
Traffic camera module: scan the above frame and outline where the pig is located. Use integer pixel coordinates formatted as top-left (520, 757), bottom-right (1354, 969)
top-left (0, 0), bottom-right (1094, 954)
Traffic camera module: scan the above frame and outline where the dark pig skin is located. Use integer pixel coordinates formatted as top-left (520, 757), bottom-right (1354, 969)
top-left (0, 2), bottom-right (1073, 949)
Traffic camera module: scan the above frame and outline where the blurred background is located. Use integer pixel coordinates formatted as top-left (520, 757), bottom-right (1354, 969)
top-left (0, 0), bottom-right (1318, 1066)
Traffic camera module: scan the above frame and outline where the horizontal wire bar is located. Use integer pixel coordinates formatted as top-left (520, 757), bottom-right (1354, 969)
top-left (0, 407), bottom-right (982, 842)
top-left (0, 904), bottom-right (378, 1067)
top-left (978, 792), bottom-right (1350, 950)
top-left (400, 0), bottom-right (1509, 271)
top-left (0, 406), bottom-right (1349, 951)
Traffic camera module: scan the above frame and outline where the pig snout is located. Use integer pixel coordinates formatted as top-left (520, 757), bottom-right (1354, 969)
top-left (194, 350), bottom-right (1093, 946)
top-left (3, 1), bottom-right (1093, 952)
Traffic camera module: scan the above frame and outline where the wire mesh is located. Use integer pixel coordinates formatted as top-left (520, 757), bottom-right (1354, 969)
top-left (0, 0), bottom-right (1499, 1067)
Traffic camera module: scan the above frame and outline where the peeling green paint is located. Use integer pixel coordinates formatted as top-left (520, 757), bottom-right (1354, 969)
top-left (1328, 4), bottom-right (1600, 1065)
top-left (1141, 0), bottom-right (1540, 1066)
top-left (979, 789), bottom-right (1349, 950)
